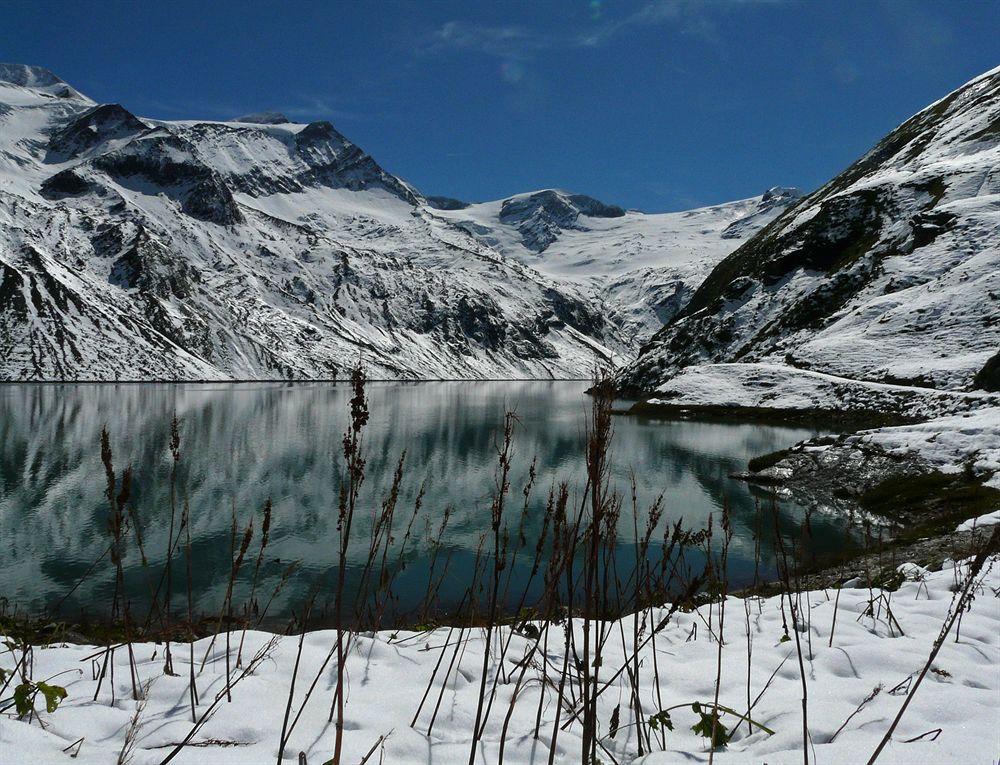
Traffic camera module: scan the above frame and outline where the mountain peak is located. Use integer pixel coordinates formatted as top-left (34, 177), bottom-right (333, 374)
top-left (498, 189), bottom-right (626, 253)
top-left (232, 111), bottom-right (293, 125)
top-left (0, 63), bottom-right (87, 100)
top-left (761, 186), bottom-right (801, 203)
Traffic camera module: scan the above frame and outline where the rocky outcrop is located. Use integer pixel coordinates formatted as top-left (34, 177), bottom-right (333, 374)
top-left (498, 190), bottom-right (625, 252)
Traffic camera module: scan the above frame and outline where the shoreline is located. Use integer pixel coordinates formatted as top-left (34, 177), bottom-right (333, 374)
top-left (7, 507), bottom-right (996, 647)
top-left (0, 377), bottom-right (593, 385)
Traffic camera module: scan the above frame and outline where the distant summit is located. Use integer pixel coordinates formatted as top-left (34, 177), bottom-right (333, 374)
top-left (720, 186), bottom-right (802, 239)
top-left (498, 189), bottom-right (626, 252)
top-left (0, 63), bottom-right (87, 100)
top-left (760, 186), bottom-right (802, 207)
top-left (232, 111), bottom-right (293, 125)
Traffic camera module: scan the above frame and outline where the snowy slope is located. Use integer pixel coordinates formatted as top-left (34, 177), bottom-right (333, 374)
top-left (0, 65), bottom-right (794, 382)
top-left (641, 363), bottom-right (999, 421)
top-left (619, 65), bottom-right (1000, 398)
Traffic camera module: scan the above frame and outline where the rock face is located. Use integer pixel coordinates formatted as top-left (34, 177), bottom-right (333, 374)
top-left (0, 63), bottom-right (794, 381)
top-left (619, 66), bottom-right (1000, 397)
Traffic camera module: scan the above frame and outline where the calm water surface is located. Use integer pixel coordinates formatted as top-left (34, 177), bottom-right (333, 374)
top-left (0, 382), bottom-right (851, 625)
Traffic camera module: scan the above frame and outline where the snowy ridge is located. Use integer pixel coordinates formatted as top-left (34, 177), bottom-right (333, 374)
top-left (619, 66), bottom-right (1000, 399)
top-left (0, 65), bottom-right (794, 381)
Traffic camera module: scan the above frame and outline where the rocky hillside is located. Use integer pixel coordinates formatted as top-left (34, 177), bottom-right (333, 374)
top-left (619, 65), bottom-right (1000, 401)
top-left (0, 65), bottom-right (794, 381)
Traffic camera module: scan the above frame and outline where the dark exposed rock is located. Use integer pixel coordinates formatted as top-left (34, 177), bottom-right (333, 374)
top-left (425, 195), bottom-right (469, 210)
top-left (909, 209), bottom-right (957, 248)
top-left (40, 168), bottom-right (94, 197)
top-left (182, 175), bottom-right (242, 224)
top-left (232, 111), bottom-right (291, 125)
top-left (0, 259), bottom-right (28, 323)
top-left (105, 227), bottom-right (197, 299)
top-left (974, 351), bottom-right (1000, 392)
top-left (90, 133), bottom-right (243, 224)
top-left (539, 287), bottom-right (604, 338)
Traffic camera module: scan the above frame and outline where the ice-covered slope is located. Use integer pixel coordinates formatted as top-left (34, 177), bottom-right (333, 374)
top-left (0, 65), bottom-right (793, 381)
top-left (619, 65), bottom-right (1000, 400)
top-left (430, 187), bottom-right (801, 341)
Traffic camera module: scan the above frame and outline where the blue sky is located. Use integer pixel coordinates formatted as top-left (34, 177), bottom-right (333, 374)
top-left (3, 1), bottom-right (996, 211)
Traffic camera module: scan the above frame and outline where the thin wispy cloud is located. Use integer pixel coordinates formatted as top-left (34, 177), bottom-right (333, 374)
top-left (423, 21), bottom-right (548, 61)
top-left (281, 94), bottom-right (375, 123)
top-left (418, 0), bottom-right (784, 64)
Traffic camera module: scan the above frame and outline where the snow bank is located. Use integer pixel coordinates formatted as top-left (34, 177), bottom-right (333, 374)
top-left (644, 363), bottom-right (998, 420)
top-left (956, 509), bottom-right (1000, 532)
top-left (3, 556), bottom-right (997, 764)
top-left (855, 406), bottom-right (1000, 488)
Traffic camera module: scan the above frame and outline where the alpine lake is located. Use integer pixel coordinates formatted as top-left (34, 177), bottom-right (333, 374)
top-left (0, 381), bottom-right (858, 628)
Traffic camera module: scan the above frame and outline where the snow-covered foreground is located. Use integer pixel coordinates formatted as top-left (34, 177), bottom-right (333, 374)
top-left (4, 555), bottom-right (998, 764)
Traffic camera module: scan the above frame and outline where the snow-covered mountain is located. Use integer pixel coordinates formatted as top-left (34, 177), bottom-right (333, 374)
top-left (0, 64), bottom-right (795, 381)
top-left (428, 186), bottom-right (801, 342)
top-left (619, 65), bottom-right (1000, 403)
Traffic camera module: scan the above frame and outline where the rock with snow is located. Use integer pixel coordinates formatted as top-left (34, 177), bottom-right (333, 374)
top-left (0, 62), bottom-right (87, 100)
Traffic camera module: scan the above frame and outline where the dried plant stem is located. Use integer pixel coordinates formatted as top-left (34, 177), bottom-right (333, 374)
top-left (868, 527), bottom-right (998, 764)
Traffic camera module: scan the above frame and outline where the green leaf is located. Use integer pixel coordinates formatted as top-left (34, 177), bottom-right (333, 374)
top-left (13, 683), bottom-right (32, 717)
top-left (609, 703), bottom-right (621, 739)
top-left (691, 708), bottom-right (731, 749)
top-left (779, 633), bottom-right (791, 643)
top-left (648, 709), bottom-right (674, 732)
top-left (36, 682), bottom-right (67, 714)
